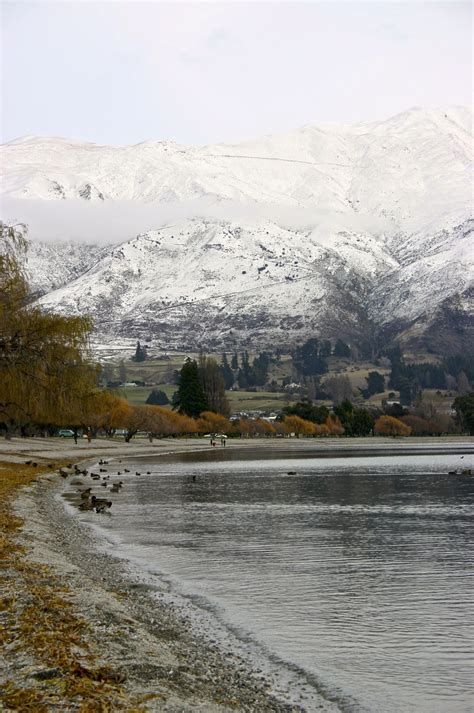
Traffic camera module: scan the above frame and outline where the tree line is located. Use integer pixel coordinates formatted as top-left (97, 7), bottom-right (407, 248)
top-left (2, 222), bottom-right (472, 438)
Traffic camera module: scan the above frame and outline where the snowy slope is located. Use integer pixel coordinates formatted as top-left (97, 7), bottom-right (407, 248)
top-left (2, 107), bottom-right (472, 353)
top-left (37, 218), bottom-right (386, 349)
top-left (25, 241), bottom-right (107, 296)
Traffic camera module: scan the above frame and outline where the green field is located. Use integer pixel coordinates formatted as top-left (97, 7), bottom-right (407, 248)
top-left (115, 384), bottom-right (289, 412)
top-left (104, 353), bottom-right (458, 416)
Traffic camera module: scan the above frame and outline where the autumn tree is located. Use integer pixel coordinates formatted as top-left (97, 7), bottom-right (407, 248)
top-left (400, 414), bottom-right (440, 436)
top-left (197, 411), bottom-right (230, 435)
top-left (254, 418), bottom-right (276, 437)
top-left (0, 222), bottom-right (98, 433)
top-left (283, 414), bottom-right (316, 436)
top-left (374, 415), bottom-right (411, 437)
top-left (325, 415), bottom-right (345, 435)
top-left (92, 393), bottom-right (132, 436)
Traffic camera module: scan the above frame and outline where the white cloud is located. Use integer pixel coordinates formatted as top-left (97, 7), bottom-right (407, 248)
top-left (1, 196), bottom-right (393, 245)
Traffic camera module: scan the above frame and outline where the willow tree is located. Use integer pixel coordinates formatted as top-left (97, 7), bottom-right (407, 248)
top-left (0, 222), bottom-right (98, 431)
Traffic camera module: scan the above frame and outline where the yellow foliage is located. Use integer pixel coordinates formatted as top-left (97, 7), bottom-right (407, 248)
top-left (197, 411), bottom-right (230, 434)
top-left (254, 418), bottom-right (276, 436)
top-left (374, 415), bottom-right (412, 437)
top-left (283, 414), bottom-right (316, 435)
top-left (325, 415), bottom-right (344, 436)
top-left (0, 223), bottom-right (99, 429)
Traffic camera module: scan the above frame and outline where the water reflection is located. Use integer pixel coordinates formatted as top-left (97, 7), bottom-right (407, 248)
top-left (81, 450), bottom-right (474, 712)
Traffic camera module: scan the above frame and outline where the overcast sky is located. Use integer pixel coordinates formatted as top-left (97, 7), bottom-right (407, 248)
top-left (1, 1), bottom-right (472, 146)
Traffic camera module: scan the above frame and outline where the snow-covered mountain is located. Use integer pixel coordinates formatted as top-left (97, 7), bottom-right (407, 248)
top-left (2, 107), bottom-right (472, 354)
top-left (25, 241), bottom-right (107, 296)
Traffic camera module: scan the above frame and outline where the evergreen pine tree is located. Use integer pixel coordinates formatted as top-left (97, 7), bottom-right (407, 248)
top-left (132, 340), bottom-right (147, 362)
top-left (365, 371), bottom-right (385, 396)
top-left (220, 353), bottom-right (235, 389)
top-left (333, 339), bottom-right (351, 358)
top-left (174, 358), bottom-right (208, 417)
top-left (146, 389), bottom-right (170, 406)
top-left (319, 340), bottom-right (332, 357)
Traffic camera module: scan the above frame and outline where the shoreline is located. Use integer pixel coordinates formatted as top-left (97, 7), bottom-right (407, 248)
top-left (2, 436), bottom-right (473, 711)
top-left (9, 474), bottom-right (316, 711)
top-left (1, 438), bottom-right (341, 712)
top-left (1, 434), bottom-right (473, 466)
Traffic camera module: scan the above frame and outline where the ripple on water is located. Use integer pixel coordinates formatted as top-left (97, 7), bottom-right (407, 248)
top-left (74, 451), bottom-right (474, 712)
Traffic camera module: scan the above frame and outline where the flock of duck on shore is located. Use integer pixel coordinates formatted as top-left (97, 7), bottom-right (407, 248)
top-left (54, 459), bottom-right (155, 514)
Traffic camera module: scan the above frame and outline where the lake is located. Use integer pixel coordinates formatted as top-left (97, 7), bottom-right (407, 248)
top-left (73, 447), bottom-right (474, 712)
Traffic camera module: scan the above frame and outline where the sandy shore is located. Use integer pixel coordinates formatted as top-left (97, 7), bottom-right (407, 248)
top-left (2, 435), bottom-right (473, 711)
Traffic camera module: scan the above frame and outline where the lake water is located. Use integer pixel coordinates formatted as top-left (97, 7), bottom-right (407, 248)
top-left (73, 447), bottom-right (474, 712)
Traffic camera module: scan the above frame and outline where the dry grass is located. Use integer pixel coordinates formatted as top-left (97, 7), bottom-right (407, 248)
top-left (0, 461), bottom-right (143, 711)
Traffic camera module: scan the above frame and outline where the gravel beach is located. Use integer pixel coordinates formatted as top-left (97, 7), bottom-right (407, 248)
top-left (1, 438), bottom-right (329, 712)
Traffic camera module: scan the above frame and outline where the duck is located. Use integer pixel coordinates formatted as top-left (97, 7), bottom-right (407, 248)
top-left (95, 500), bottom-right (112, 513)
top-left (80, 487), bottom-right (92, 499)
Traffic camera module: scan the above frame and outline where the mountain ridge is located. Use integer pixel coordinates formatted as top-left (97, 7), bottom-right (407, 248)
top-left (2, 107), bottom-right (472, 356)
